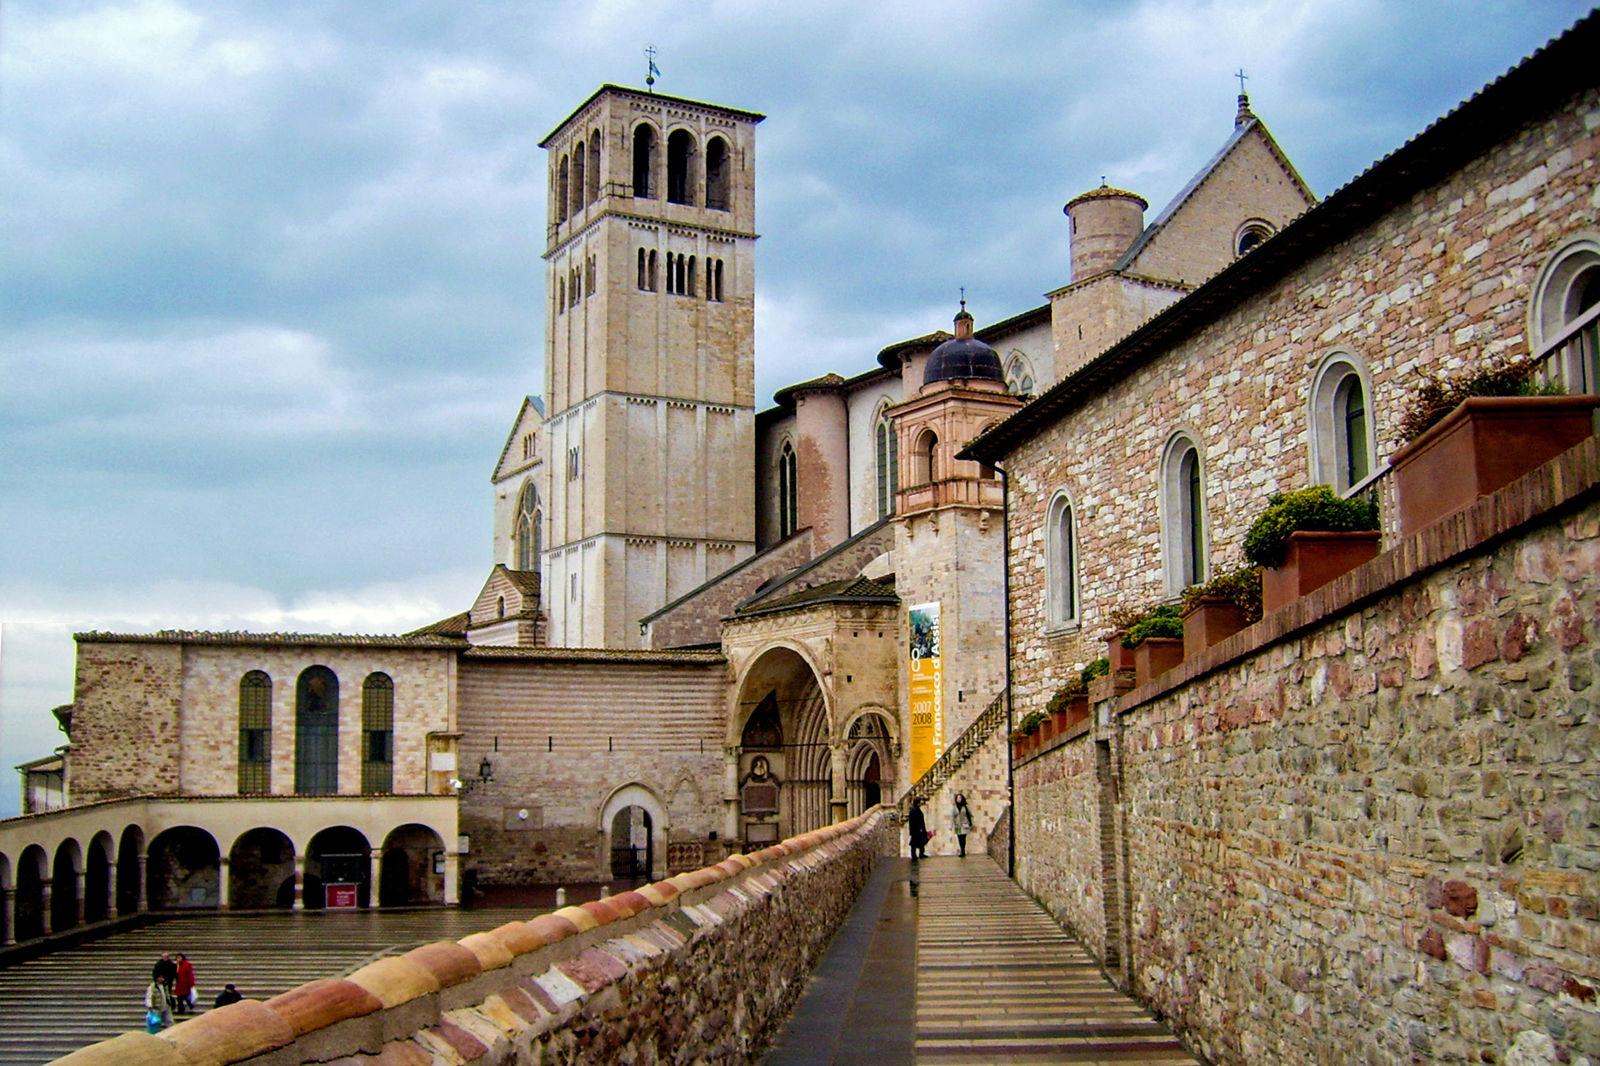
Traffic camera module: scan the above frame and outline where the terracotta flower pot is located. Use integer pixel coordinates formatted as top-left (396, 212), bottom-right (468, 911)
top-left (1132, 637), bottom-right (1184, 686)
top-left (1182, 597), bottom-right (1253, 659)
top-left (1261, 530), bottom-right (1380, 614)
top-left (1068, 693), bottom-right (1090, 727)
top-left (1390, 395), bottom-right (1599, 538)
top-left (1106, 631), bottom-right (1136, 673)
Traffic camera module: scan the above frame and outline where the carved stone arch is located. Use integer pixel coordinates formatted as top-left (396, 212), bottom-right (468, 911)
top-left (666, 770), bottom-right (702, 825)
top-left (726, 639), bottom-right (831, 746)
top-left (599, 781), bottom-right (668, 881)
top-left (842, 704), bottom-right (899, 748)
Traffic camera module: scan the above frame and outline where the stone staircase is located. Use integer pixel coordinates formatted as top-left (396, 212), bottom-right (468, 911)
top-left (897, 690), bottom-right (1007, 815)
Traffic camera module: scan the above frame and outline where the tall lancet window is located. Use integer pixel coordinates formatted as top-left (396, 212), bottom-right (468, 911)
top-left (778, 442), bottom-right (798, 538)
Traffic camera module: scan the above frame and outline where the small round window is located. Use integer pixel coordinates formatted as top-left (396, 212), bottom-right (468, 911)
top-left (1236, 220), bottom-right (1275, 256)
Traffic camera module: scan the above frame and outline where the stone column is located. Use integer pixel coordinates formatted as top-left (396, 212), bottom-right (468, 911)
top-left (137, 854), bottom-right (149, 913)
top-left (2, 888), bottom-right (14, 945)
top-left (368, 849), bottom-right (383, 910)
top-left (109, 863), bottom-right (121, 919)
top-left (39, 879), bottom-right (53, 936)
top-left (724, 745), bottom-right (742, 842)
top-left (292, 854), bottom-right (306, 912)
top-left (443, 852), bottom-right (460, 907)
top-left (75, 869), bottom-right (87, 925)
top-left (217, 857), bottom-right (230, 910)
top-left (829, 743), bottom-right (849, 824)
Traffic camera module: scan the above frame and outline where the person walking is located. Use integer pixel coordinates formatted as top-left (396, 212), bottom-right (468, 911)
top-left (174, 953), bottom-right (196, 1014)
top-left (145, 978), bottom-right (173, 1032)
top-left (908, 797), bottom-right (928, 860)
top-left (152, 952), bottom-right (177, 1000)
top-left (952, 793), bottom-right (975, 857)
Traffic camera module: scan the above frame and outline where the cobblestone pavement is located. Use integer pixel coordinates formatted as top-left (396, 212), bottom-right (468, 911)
top-left (769, 855), bottom-right (1197, 1065)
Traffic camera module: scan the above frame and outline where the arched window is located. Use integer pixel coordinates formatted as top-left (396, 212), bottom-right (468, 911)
top-left (1309, 354), bottom-right (1376, 493)
top-left (571, 139), bottom-right (586, 214)
top-left (912, 429), bottom-right (938, 485)
top-left (558, 277), bottom-right (565, 312)
top-left (648, 250), bottom-right (659, 292)
top-left (587, 131), bottom-right (601, 202)
top-left (361, 673), bottom-right (394, 795)
top-left (875, 408), bottom-right (899, 519)
top-left (687, 255), bottom-right (697, 297)
top-left (586, 255), bottom-right (596, 296)
top-left (638, 248), bottom-right (647, 290)
top-left (1006, 352), bottom-right (1036, 398)
top-left (515, 481), bottom-right (541, 573)
top-left (632, 124), bottom-right (657, 199)
top-left (667, 129), bottom-right (695, 205)
top-left (1046, 493), bottom-right (1078, 627)
top-left (715, 259), bottom-right (725, 301)
top-left (1161, 434), bottom-right (1207, 592)
top-left (705, 136), bottom-right (730, 210)
top-left (556, 155), bottom-right (569, 222)
top-left (675, 253), bottom-right (687, 294)
top-left (1236, 219), bottom-right (1274, 256)
top-left (1531, 236), bottom-right (1600, 393)
top-left (778, 441), bottom-right (798, 538)
top-left (295, 666), bottom-right (339, 795)
top-left (238, 671), bottom-right (271, 794)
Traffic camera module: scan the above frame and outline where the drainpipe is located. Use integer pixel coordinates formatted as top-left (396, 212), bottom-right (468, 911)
top-left (994, 459), bottom-right (1016, 879)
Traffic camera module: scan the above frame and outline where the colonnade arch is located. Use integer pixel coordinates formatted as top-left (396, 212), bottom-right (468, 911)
top-left (599, 783), bottom-right (667, 883)
top-left (730, 643), bottom-right (835, 843)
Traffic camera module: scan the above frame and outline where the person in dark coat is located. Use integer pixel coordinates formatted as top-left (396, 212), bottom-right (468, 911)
top-left (214, 984), bottom-right (243, 1008)
top-left (152, 953), bottom-right (177, 998)
top-left (908, 798), bottom-right (928, 860)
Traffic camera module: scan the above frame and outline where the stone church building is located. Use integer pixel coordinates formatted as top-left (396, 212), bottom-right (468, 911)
top-left (11, 17), bottom-right (1591, 999)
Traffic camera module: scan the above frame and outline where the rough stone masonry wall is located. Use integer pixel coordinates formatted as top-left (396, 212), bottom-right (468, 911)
top-left (1009, 85), bottom-right (1600, 724)
top-left (69, 641), bottom-right (183, 803)
top-left (56, 810), bottom-right (891, 1066)
top-left (1014, 447), bottom-right (1600, 1065)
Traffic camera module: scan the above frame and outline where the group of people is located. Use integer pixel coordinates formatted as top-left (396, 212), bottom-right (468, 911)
top-left (144, 952), bottom-right (242, 1032)
top-left (907, 793), bottom-right (976, 859)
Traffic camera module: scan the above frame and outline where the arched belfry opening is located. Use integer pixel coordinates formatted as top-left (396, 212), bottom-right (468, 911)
top-left (733, 647), bottom-right (832, 845)
top-left (632, 124), bottom-right (657, 199)
top-left (667, 129), bottom-right (696, 205)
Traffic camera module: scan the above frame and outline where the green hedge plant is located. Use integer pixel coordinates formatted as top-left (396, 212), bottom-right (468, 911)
top-left (1122, 604), bottom-right (1184, 648)
top-left (1243, 485), bottom-right (1379, 569)
top-left (1044, 657), bottom-right (1112, 713)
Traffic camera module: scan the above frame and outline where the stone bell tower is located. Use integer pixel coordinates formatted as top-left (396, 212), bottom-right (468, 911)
top-left (538, 86), bottom-right (763, 648)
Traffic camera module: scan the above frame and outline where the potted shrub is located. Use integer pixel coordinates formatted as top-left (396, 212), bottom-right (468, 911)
top-left (1122, 604), bottom-right (1185, 686)
top-left (1390, 355), bottom-right (1596, 537)
top-left (1244, 485), bottom-right (1380, 614)
top-left (1180, 566), bottom-right (1263, 658)
top-left (1103, 605), bottom-right (1143, 672)
top-left (1011, 710), bottom-right (1049, 758)
top-left (1044, 657), bottom-right (1107, 735)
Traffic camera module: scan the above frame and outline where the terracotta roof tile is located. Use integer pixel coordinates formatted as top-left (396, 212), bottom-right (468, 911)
top-left (163, 1000), bottom-right (296, 1066)
top-left (402, 941), bottom-right (482, 989)
top-left (608, 890), bottom-right (652, 918)
top-left (346, 956), bottom-right (441, 1008)
top-left (579, 898), bottom-right (624, 925)
top-left (526, 913), bottom-right (580, 945)
top-left (48, 1032), bottom-right (187, 1066)
top-left (461, 645), bottom-right (724, 665)
top-left (488, 920), bottom-right (547, 956)
top-left (75, 629), bottom-right (464, 650)
top-left (263, 979), bottom-right (382, 1036)
top-left (552, 905), bottom-right (600, 932)
top-left (457, 931), bottom-right (515, 972)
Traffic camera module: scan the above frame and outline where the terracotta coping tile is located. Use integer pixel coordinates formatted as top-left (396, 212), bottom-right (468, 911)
top-left (681, 868), bottom-right (717, 889)
top-left (713, 859), bottom-right (745, 877)
top-left (751, 845), bottom-right (786, 862)
top-left (347, 956), bottom-right (442, 1009)
top-left (609, 890), bottom-right (652, 917)
top-left (552, 904), bottom-right (600, 932)
top-left (579, 898), bottom-right (623, 925)
top-left (459, 931), bottom-right (516, 971)
top-left (490, 919), bottom-right (548, 956)
top-left (263, 978), bottom-right (382, 1036)
top-left (425, 1017), bottom-right (489, 1061)
top-left (527, 912), bottom-right (580, 944)
top-left (402, 940), bottom-right (484, 989)
top-left (665, 873), bottom-right (697, 892)
top-left (644, 878), bottom-right (680, 899)
top-left (163, 1000), bottom-right (296, 1066)
top-left (49, 1032), bottom-right (187, 1066)
top-left (635, 884), bottom-right (672, 906)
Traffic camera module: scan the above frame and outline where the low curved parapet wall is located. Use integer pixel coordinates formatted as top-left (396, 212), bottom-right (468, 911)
top-left (56, 808), bottom-right (892, 1066)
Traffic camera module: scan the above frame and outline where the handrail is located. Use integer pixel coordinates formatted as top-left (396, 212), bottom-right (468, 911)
top-left (896, 690), bottom-right (1008, 814)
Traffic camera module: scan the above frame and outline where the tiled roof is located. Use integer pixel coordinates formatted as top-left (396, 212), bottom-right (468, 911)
top-left (964, 9), bottom-right (1600, 462)
top-left (75, 630), bottom-right (467, 649)
top-left (408, 611), bottom-right (470, 637)
top-left (462, 645), bottom-right (725, 665)
top-left (540, 84), bottom-right (765, 146)
top-left (736, 517), bottom-right (893, 610)
top-left (733, 576), bottom-right (898, 619)
top-left (497, 565), bottom-right (543, 598)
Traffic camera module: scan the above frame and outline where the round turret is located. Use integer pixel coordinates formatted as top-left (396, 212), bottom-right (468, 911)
top-left (1064, 184), bottom-right (1148, 282)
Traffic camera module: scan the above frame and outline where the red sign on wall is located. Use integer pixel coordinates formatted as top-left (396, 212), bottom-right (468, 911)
top-left (325, 882), bottom-right (359, 909)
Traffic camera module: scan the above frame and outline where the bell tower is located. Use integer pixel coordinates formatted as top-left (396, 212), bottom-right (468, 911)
top-left (538, 86), bottom-right (762, 648)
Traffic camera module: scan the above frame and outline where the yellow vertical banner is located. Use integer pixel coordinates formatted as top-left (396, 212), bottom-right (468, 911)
top-left (908, 602), bottom-right (943, 781)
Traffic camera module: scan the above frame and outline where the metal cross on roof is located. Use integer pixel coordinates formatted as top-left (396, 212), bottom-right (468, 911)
top-left (1236, 68), bottom-right (1249, 94)
top-left (646, 45), bottom-right (660, 91)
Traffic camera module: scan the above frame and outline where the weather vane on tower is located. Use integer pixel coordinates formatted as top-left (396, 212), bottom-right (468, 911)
top-left (646, 45), bottom-right (661, 92)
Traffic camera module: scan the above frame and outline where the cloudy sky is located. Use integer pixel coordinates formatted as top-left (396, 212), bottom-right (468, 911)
top-left (0, 0), bottom-right (1591, 807)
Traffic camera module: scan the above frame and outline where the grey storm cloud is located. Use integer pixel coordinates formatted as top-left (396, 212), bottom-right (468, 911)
top-left (0, 0), bottom-right (1593, 802)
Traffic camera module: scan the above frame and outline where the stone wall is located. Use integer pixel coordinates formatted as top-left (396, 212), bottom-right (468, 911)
top-left (55, 810), bottom-right (892, 1066)
top-left (919, 724), bottom-right (1008, 859)
top-left (1013, 443), bottom-right (1600, 1064)
top-left (646, 528), bottom-right (814, 649)
top-left (455, 650), bottom-right (727, 885)
top-left (1009, 84), bottom-right (1600, 726)
top-left (69, 641), bottom-right (183, 803)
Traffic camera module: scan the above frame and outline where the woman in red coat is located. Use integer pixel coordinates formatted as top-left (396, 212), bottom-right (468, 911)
top-left (173, 953), bottom-right (196, 1014)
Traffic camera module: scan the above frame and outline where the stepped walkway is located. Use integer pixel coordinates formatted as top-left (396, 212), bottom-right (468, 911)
top-left (767, 856), bottom-right (1197, 1065)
